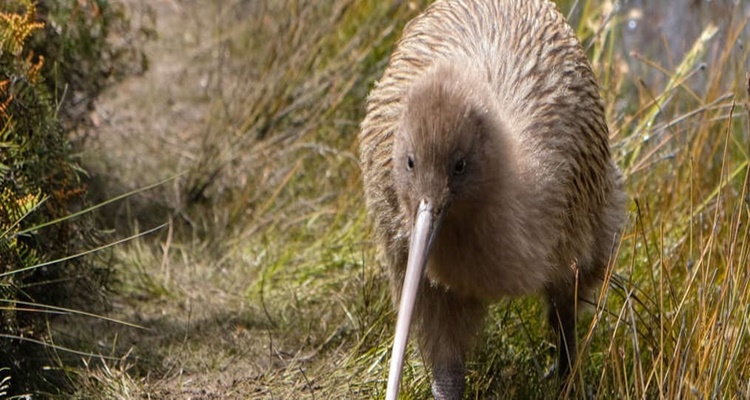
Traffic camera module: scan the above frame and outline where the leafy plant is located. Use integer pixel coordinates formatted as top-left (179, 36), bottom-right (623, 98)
top-left (1, 0), bottom-right (149, 395)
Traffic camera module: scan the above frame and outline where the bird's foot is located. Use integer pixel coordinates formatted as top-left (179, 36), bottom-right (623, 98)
top-left (431, 363), bottom-right (465, 400)
top-left (543, 363), bottom-right (557, 380)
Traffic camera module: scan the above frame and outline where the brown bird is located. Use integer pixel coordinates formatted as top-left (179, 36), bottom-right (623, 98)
top-left (359, 0), bottom-right (626, 399)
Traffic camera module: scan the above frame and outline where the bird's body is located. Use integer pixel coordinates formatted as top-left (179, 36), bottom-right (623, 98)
top-left (359, 0), bottom-right (626, 398)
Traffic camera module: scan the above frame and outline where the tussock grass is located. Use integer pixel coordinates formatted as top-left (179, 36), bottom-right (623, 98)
top-left (59, 0), bottom-right (750, 398)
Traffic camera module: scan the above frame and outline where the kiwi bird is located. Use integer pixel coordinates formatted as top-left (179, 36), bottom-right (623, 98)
top-left (358, 0), bottom-right (626, 398)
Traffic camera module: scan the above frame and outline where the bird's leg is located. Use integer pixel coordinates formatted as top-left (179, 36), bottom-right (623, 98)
top-left (431, 362), bottom-right (465, 400)
top-left (413, 283), bottom-right (486, 400)
top-left (545, 287), bottom-right (577, 380)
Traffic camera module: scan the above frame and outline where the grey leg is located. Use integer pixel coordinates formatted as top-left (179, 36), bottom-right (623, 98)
top-left (546, 289), bottom-right (577, 380)
top-left (431, 362), bottom-right (465, 400)
top-left (413, 284), bottom-right (486, 400)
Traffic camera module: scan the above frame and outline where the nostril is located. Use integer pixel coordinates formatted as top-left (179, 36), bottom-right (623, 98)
top-left (417, 199), bottom-right (433, 216)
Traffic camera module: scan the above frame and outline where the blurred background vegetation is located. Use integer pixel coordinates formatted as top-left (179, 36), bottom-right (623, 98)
top-left (1, 0), bottom-right (749, 398)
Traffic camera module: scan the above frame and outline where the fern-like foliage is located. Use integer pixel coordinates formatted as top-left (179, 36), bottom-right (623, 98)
top-left (0, 0), bottom-right (147, 394)
top-left (0, 0), bottom-right (45, 57)
top-left (0, 1), bottom-right (105, 394)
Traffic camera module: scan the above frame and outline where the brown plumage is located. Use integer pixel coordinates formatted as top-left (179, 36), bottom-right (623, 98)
top-left (358, 0), bottom-right (626, 398)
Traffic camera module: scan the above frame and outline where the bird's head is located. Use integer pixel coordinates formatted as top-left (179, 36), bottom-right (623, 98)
top-left (392, 64), bottom-right (501, 241)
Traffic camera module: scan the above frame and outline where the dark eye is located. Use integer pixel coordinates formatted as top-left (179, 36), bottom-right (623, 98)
top-left (453, 159), bottom-right (466, 175)
top-left (407, 155), bottom-right (415, 171)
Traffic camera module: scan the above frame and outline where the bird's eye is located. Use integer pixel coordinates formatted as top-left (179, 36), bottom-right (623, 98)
top-left (453, 159), bottom-right (467, 175)
top-left (407, 155), bottom-right (415, 171)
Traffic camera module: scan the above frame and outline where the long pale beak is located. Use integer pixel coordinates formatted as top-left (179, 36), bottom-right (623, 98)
top-left (386, 199), bottom-right (437, 400)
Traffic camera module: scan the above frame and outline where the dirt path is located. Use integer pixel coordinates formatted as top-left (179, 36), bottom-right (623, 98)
top-left (70, 1), bottom-right (271, 398)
